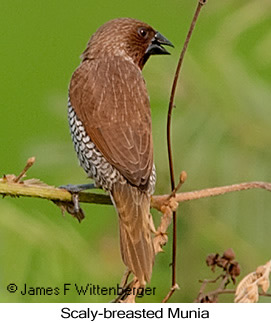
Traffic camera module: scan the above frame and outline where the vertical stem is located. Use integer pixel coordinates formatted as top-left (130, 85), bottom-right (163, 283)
top-left (165, 0), bottom-right (206, 300)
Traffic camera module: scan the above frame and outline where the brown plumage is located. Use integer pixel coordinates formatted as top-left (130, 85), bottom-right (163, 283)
top-left (68, 18), bottom-right (172, 285)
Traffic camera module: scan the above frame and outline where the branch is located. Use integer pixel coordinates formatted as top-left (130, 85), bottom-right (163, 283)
top-left (151, 181), bottom-right (271, 212)
top-left (1, 172), bottom-right (270, 212)
top-left (1, 172), bottom-right (270, 211)
top-left (0, 178), bottom-right (112, 205)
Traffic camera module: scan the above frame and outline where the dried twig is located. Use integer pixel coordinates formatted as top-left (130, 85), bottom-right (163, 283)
top-left (165, 0), bottom-right (207, 302)
top-left (151, 181), bottom-right (271, 212)
top-left (14, 157), bottom-right (36, 183)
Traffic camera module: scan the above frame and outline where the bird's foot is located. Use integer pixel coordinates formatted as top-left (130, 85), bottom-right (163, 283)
top-left (58, 183), bottom-right (96, 222)
top-left (59, 183), bottom-right (96, 193)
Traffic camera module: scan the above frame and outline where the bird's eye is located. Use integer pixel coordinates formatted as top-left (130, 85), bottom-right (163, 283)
top-left (138, 27), bottom-right (148, 38)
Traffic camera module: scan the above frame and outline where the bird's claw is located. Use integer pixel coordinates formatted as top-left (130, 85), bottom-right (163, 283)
top-left (59, 183), bottom-right (96, 193)
top-left (71, 193), bottom-right (80, 214)
top-left (58, 183), bottom-right (96, 222)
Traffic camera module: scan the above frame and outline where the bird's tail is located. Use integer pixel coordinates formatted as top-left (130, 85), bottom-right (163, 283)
top-left (111, 182), bottom-right (154, 286)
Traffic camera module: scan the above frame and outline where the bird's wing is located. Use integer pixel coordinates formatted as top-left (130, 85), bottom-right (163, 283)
top-left (69, 57), bottom-right (153, 188)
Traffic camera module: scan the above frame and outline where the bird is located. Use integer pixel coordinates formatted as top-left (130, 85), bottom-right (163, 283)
top-left (67, 18), bottom-right (173, 285)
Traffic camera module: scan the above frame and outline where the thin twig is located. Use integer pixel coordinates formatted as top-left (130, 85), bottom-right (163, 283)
top-left (195, 271), bottom-right (231, 303)
top-left (196, 275), bottom-right (224, 301)
top-left (151, 181), bottom-right (271, 212)
top-left (120, 269), bottom-right (131, 288)
top-left (167, 171), bottom-right (187, 200)
top-left (196, 287), bottom-right (271, 300)
top-left (164, 0), bottom-right (207, 302)
top-left (14, 157), bottom-right (36, 183)
top-left (207, 289), bottom-right (271, 298)
top-left (162, 283), bottom-right (180, 303)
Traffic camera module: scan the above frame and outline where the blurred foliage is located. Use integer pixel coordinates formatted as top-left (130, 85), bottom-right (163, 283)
top-left (0, 0), bottom-right (270, 303)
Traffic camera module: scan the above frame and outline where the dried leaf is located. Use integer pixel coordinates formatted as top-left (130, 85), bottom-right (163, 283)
top-left (206, 253), bottom-right (219, 271)
top-left (256, 261), bottom-right (271, 293)
top-left (229, 261), bottom-right (241, 284)
top-left (0, 175), bottom-right (54, 188)
top-left (256, 265), bottom-right (265, 276)
top-left (216, 257), bottom-right (228, 269)
top-left (0, 174), bottom-right (17, 183)
top-left (235, 260), bottom-right (271, 303)
top-left (223, 248), bottom-right (235, 261)
top-left (258, 277), bottom-right (270, 293)
top-left (246, 284), bottom-right (259, 303)
top-left (23, 178), bottom-right (54, 187)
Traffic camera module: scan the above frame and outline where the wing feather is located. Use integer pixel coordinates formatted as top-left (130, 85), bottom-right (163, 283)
top-left (69, 57), bottom-right (153, 189)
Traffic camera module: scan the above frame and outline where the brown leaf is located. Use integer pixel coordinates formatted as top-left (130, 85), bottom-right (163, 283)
top-left (216, 257), bottom-right (228, 269)
top-left (223, 248), bottom-right (235, 261)
top-left (229, 261), bottom-right (241, 283)
top-left (23, 178), bottom-right (54, 187)
top-left (206, 253), bottom-right (218, 266)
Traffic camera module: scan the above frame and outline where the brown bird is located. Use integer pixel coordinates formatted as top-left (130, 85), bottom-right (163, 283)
top-left (67, 18), bottom-right (173, 285)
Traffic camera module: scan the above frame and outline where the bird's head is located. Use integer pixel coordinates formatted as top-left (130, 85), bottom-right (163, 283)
top-left (82, 18), bottom-right (173, 69)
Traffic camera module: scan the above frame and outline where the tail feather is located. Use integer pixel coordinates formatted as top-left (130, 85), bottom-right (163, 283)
top-left (111, 182), bottom-right (154, 285)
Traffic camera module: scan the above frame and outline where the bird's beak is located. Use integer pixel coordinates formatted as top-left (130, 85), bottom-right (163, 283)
top-left (146, 31), bottom-right (174, 55)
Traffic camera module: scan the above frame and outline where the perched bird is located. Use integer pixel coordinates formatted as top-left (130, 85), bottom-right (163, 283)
top-left (67, 18), bottom-right (173, 285)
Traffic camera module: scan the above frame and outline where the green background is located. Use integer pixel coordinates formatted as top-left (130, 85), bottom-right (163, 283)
top-left (0, 0), bottom-right (270, 302)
